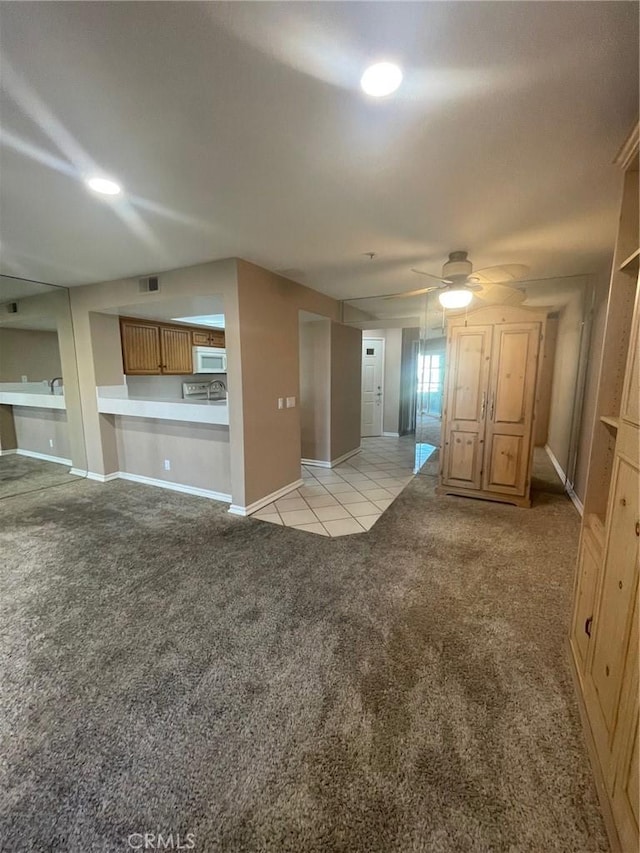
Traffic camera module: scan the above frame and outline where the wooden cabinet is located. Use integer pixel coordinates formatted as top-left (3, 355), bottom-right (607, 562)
top-left (438, 307), bottom-right (545, 507)
top-left (192, 329), bottom-right (225, 348)
top-left (570, 122), bottom-right (639, 853)
top-left (120, 318), bottom-right (222, 375)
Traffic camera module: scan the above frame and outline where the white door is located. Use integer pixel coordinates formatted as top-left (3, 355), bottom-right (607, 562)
top-left (361, 338), bottom-right (384, 436)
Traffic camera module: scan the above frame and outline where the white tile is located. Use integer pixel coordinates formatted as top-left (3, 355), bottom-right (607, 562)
top-left (345, 500), bottom-right (379, 517)
top-left (355, 486), bottom-right (392, 500)
top-left (325, 482), bottom-right (359, 495)
top-left (253, 513), bottom-right (283, 525)
top-left (337, 471), bottom-right (371, 483)
top-left (358, 514), bottom-right (381, 530)
top-left (275, 497), bottom-right (309, 512)
top-left (305, 494), bottom-right (340, 509)
top-left (323, 517), bottom-right (365, 536)
top-left (279, 509), bottom-right (318, 526)
top-left (298, 484), bottom-right (328, 498)
top-left (292, 522), bottom-right (329, 536)
top-left (373, 498), bottom-right (394, 510)
top-left (313, 504), bottom-right (352, 522)
top-left (252, 505), bottom-right (279, 519)
top-left (335, 491), bottom-right (368, 505)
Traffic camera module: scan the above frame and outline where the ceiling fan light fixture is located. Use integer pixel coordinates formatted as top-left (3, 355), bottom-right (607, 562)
top-left (439, 288), bottom-right (473, 309)
top-left (360, 62), bottom-right (403, 97)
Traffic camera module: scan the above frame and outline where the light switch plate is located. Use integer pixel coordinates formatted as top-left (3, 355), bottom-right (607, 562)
top-left (277, 397), bottom-right (284, 410)
top-left (286, 396), bottom-right (296, 408)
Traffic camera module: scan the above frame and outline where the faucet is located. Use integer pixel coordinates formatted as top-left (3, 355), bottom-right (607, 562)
top-left (49, 376), bottom-right (63, 395)
top-left (207, 379), bottom-right (226, 401)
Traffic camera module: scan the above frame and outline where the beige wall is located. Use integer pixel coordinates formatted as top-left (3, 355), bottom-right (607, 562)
top-left (236, 260), bottom-right (340, 505)
top-left (0, 328), bottom-right (62, 382)
top-left (330, 322), bottom-right (361, 460)
top-left (299, 319), bottom-right (331, 462)
top-left (115, 417), bottom-right (231, 495)
top-left (13, 408), bottom-right (70, 461)
top-left (534, 315), bottom-right (558, 447)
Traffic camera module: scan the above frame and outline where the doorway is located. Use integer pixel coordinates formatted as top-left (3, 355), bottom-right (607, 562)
top-left (361, 337), bottom-right (384, 437)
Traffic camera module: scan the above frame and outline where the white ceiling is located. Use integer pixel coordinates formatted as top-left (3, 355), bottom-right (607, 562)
top-left (0, 3), bottom-right (637, 299)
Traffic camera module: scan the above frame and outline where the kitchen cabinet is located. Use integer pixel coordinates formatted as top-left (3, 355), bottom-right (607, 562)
top-left (120, 318), bottom-right (215, 375)
top-left (438, 305), bottom-right (546, 507)
top-left (570, 122), bottom-right (638, 853)
top-left (192, 329), bottom-right (225, 348)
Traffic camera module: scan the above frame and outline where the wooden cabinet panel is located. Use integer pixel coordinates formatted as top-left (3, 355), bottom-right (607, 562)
top-left (120, 321), bottom-right (161, 375)
top-left (484, 433), bottom-right (524, 490)
top-left (621, 285), bottom-right (639, 427)
top-left (589, 455), bottom-right (639, 748)
top-left (482, 323), bottom-right (540, 497)
top-left (192, 330), bottom-right (210, 346)
top-left (209, 330), bottom-right (225, 348)
top-left (571, 532), bottom-right (601, 672)
top-left (160, 327), bottom-right (192, 374)
top-left (441, 325), bottom-right (492, 490)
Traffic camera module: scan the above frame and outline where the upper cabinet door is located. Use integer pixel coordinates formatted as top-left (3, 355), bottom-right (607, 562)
top-left (120, 321), bottom-right (161, 375)
top-left (160, 326), bottom-right (193, 374)
top-left (441, 325), bottom-right (492, 490)
top-left (192, 330), bottom-right (210, 346)
top-left (482, 323), bottom-right (541, 497)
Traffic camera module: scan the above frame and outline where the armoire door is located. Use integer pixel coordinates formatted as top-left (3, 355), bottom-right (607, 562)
top-left (482, 323), bottom-right (541, 496)
top-left (441, 325), bottom-right (492, 490)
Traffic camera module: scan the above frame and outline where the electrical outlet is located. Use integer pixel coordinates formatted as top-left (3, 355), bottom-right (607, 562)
top-left (286, 396), bottom-right (296, 408)
top-left (164, 459), bottom-right (171, 471)
top-left (277, 398), bottom-right (284, 410)
top-left (21, 375), bottom-right (27, 383)
top-left (49, 439), bottom-right (54, 448)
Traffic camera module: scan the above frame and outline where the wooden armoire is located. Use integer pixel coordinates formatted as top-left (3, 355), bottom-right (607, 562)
top-left (437, 305), bottom-right (547, 508)
top-left (569, 123), bottom-right (639, 853)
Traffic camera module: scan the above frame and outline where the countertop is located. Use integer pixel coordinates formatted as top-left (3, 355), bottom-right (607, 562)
top-left (0, 383), bottom-right (65, 410)
top-left (96, 387), bottom-right (229, 426)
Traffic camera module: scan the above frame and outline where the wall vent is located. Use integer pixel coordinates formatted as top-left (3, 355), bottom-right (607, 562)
top-left (138, 276), bottom-right (160, 293)
top-left (4, 302), bottom-right (18, 314)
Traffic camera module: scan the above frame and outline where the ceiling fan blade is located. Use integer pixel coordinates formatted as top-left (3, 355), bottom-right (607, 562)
top-left (471, 263), bottom-right (529, 285)
top-left (475, 283), bottom-right (526, 306)
top-left (383, 286), bottom-right (439, 300)
top-left (411, 268), bottom-right (452, 284)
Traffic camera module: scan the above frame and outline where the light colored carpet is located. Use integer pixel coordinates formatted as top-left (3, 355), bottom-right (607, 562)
top-left (0, 454), bottom-right (79, 500)
top-left (0, 452), bottom-right (608, 852)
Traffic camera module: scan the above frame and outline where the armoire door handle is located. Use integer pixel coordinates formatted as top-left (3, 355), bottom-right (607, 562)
top-left (480, 391), bottom-right (486, 419)
top-left (489, 393), bottom-right (495, 420)
top-left (585, 616), bottom-right (593, 638)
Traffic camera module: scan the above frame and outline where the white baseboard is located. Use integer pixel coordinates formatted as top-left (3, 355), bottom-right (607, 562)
top-left (229, 477), bottom-right (304, 516)
top-left (302, 447), bottom-right (362, 469)
top-left (0, 448), bottom-right (17, 456)
top-left (544, 444), bottom-right (583, 516)
top-left (117, 471), bottom-right (231, 503)
top-left (383, 431), bottom-right (400, 438)
top-left (301, 457), bottom-right (331, 469)
top-left (16, 449), bottom-right (72, 466)
top-left (85, 471), bottom-right (121, 483)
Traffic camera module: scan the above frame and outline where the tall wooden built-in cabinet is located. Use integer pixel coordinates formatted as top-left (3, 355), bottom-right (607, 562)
top-left (570, 123), bottom-right (639, 853)
top-left (438, 305), bottom-right (547, 508)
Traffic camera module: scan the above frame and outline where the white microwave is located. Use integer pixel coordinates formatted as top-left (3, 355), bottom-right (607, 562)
top-left (193, 346), bottom-right (227, 374)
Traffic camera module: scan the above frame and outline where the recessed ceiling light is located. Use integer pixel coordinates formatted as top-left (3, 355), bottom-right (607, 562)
top-left (86, 176), bottom-right (122, 196)
top-left (360, 62), bottom-right (402, 97)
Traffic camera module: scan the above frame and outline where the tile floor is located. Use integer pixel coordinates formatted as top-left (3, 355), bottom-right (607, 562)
top-left (250, 435), bottom-right (437, 537)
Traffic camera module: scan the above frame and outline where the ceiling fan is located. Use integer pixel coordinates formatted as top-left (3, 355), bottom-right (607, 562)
top-left (397, 250), bottom-right (530, 308)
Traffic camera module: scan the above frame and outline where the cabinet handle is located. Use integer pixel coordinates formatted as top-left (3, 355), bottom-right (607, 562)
top-left (489, 393), bottom-right (495, 420)
top-left (585, 616), bottom-right (593, 638)
top-left (635, 521), bottom-right (639, 537)
top-left (480, 391), bottom-right (486, 419)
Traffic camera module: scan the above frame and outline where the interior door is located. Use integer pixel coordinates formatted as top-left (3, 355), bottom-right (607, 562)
top-left (361, 338), bottom-right (384, 437)
top-left (482, 323), bottom-right (541, 496)
top-left (441, 325), bottom-right (492, 489)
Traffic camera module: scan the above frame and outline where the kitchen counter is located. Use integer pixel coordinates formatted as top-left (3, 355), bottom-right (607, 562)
top-left (0, 384), bottom-right (65, 410)
top-left (97, 386), bottom-right (229, 426)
